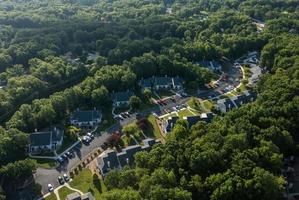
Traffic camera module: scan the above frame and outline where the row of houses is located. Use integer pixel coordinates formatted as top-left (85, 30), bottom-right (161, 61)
top-left (216, 90), bottom-right (257, 113)
top-left (97, 138), bottom-right (160, 176)
top-left (196, 61), bottom-right (222, 71)
top-left (139, 76), bottom-right (183, 91)
top-left (163, 112), bottom-right (214, 133)
top-left (29, 109), bottom-right (103, 154)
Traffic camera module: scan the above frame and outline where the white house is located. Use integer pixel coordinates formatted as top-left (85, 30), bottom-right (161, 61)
top-left (29, 128), bottom-right (63, 154)
top-left (113, 91), bottom-right (134, 107)
top-left (70, 109), bottom-right (102, 128)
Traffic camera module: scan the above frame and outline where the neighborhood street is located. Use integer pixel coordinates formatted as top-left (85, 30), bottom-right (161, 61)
top-left (34, 58), bottom-right (261, 197)
top-left (35, 132), bottom-right (110, 194)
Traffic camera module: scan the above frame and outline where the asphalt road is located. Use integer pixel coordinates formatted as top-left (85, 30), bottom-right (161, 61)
top-left (35, 132), bottom-right (110, 195)
top-left (34, 60), bottom-right (247, 196)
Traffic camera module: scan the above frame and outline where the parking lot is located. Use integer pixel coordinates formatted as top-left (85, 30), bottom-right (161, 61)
top-left (34, 132), bottom-right (110, 194)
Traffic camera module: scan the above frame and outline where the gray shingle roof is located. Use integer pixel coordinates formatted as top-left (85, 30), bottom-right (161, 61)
top-left (140, 78), bottom-right (154, 88)
top-left (155, 77), bottom-right (172, 86)
top-left (113, 91), bottom-right (133, 102)
top-left (30, 129), bottom-right (62, 146)
top-left (71, 110), bottom-right (101, 123)
top-left (97, 139), bottom-right (159, 175)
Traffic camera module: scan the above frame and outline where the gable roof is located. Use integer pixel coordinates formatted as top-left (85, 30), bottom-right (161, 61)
top-left (200, 112), bottom-right (214, 123)
top-left (165, 116), bottom-right (179, 132)
top-left (172, 77), bottom-right (183, 86)
top-left (217, 98), bottom-right (236, 112)
top-left (231, 90), bottom-right (257, 107)
top-left (183, 116), bottom-right (201, 127)
top-left (97, 139), bottom-right (159, 175)
top-left (140, 77), bottom-right (154, 88)
top-left (30, 129), bottom-right (62, 146)
top-left (113, 91), bottom-right (133, 102)
top-left (71, 110), bottom-right (101, 122)
top-left (155, 76), bottom-right (172, 86)
top-left (97, 150), bottom-right (119, 174)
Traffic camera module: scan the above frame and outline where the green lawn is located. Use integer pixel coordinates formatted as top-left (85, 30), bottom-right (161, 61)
top-left (122, 135), bottom-right (136, 147)
top-left (202, 100), bottom-right (213, 111)
top-left (161, 112), bottom-right (178, 120)
top-left (34, 158), bottom-right (56, 169)
top-left (58, 186), bottom-right (75, 200)
top-left (69, 169), bottom-right (106, 199)
top-left (45, 193), bottom-right (57, 200)
top-left (145, 115), bottom-right (161, 139)
top-left (178, 109), bottom-right (196, 118)
top-left (187, 98), bottom-right (202, 112)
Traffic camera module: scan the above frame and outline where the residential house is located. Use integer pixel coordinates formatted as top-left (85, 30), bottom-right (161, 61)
top-left (113, 91), bottom-right (134, 107)
top-left (139, 77), bottom-right (154, 91)
top-left (163, 116), bottom-right (179, 133)
top-left (230, 90), bottom-right (256, 107)
top-left (70, 109), bottom-right (102, 128)
top-left (172, 77), bottom-right (183, 90)
top-left (154, 76), bottom-right (173, 90)
top-left (217, 91), bottom-right (257, 113)
top-left (183, 116), bottom-right (201, 127)
top-left (29, 128), bottom-right (63, 154)
top-left (216, 98), bottom-right (236, 113)
top-left (97, 138), bottom-right (159, 176)
top-left (197, 60), bottom-right (222, 71)
top-left (97, 150), bottom-right (120, 175)
top-left (182, 112), bottom-right (214, 128)
top-left (200, 112), bottom-right (214, 123)
top-left (66, 192), bottom-right (94, 200)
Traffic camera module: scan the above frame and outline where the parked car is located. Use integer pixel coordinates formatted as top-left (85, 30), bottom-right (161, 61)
top-left (56, 156), bottom-right (64, 164)
top-left (62, 154), bottom-right (68, 160)
top-left (86, 132), bottom-right (94, 139)
top-left (66, 151), bottom-right (73, 158)
top-left (63, 173), bottom-right (70, 182)
top-left (48, 184), bottom-right (54, 192)
top-left (82, 136), bottom-right (91, 144)
top-left (58, 176), bottom-right (64, 184)
top-left (128, 110), bottom-right (134, 114)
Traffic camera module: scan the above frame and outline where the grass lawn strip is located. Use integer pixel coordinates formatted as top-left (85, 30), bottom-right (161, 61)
top-left (69, 169), bottom-right (105, 199)
top-left (177, 108), bottom-right (194, 118)
top-left (58, 186), bottom-right (75, 200)
top-left (146, 115), bottom-right (162, 139)
top-left (34, 158), bottom-right (56, 169)
top-left (201, 100), bottom-right (213, 111)
top-left (44, 193), bottom-right (57, 200)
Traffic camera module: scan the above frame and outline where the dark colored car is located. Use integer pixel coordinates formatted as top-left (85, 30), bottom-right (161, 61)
top-left (58, 176), bottom-right (64, 184)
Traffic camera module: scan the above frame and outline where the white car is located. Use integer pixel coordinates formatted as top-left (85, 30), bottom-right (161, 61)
top-left (86, 132), bottom-right (94, 139)
top-left (48, 184), bottom-right (54, 192)
top-left (82, 136), bottom-right (91, 143)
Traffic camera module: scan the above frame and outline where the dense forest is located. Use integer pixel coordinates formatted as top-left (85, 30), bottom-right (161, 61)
top-left (0, 0), bottom-right (298, 199)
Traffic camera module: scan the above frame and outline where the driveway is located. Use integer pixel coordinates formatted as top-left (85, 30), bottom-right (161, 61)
top-left (35, 132), bottom-right (110, 195)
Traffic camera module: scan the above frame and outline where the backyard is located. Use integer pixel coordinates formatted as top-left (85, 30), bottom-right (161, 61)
top-left (69, 169), bottom-right (106, 199)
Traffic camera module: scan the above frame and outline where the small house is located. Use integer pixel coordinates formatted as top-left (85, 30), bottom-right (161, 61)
top-left (70, 109), bottom-right (102, 128)
top-left (66, 192), bottom-right (94, 200)
top-left (172, 77), bottom-right (183, 90)
top-left (29, 128), bottom-right (63, 154)
top-left (216, 98), bottom-right (236, 113)
top-left (97, 138), bottom-right (159, 176)
top-left (139, 77), bottom-right (154, 91)
top-left (113, 91), bottom-right (134, 107)
top-left (154, 76), bottom-right (173, 90)
top-left (163, 116), bottom-right (179, 133)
